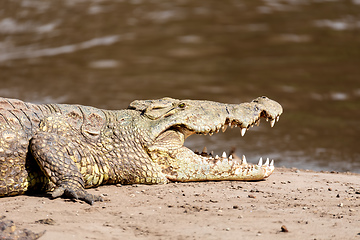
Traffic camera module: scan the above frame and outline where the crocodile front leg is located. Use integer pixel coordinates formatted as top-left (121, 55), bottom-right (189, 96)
top-left (29, 114), bottom-right (104, 204)
top-left (30, 132), bottom-right (103, 204)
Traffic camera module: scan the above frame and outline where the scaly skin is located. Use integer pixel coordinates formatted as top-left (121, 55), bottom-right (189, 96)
top-left (0, 96), bottom-right (283, 204)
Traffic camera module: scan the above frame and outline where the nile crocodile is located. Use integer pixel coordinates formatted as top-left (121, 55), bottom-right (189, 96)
top-left (0, 96), bottom-right (282, 204)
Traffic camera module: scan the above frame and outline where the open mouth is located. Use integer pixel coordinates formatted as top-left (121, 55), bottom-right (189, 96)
top-left (191, 116), bottom-right (278, 178)
top-left (149, 109), bottom-right (281, 180)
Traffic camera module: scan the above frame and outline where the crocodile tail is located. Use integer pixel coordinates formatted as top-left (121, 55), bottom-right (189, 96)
top-left (0, 126), bottom-right (30, 196)
top-left (0, 97), bottom-right (50, 196)
top-left (0, 156), bottom-right (28, 196)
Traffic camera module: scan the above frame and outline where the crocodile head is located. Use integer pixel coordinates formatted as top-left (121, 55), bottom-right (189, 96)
top-left (128, 96), bottom-right (283, 181)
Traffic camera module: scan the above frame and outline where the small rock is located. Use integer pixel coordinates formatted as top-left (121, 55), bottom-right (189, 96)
top-left (281, 225), bottom-right (289, 232)
top-left (248, 194), bottom-right (256, 199)
top-left (35, 218), bottom-right (55, 225)
top-left (1, 218), bottom-right (45, 239)
top-left (338, 203), bottom-right (344, 207)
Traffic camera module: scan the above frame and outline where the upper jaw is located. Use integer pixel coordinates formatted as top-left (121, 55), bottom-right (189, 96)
top-left (146, 96), bottom-right (283, 147)
top-left (183, 97), bottom-right (282, 137)
top-left (173, 107), bottom-right (282, 139)
top-left (148, 103), bottom-right (282, 154)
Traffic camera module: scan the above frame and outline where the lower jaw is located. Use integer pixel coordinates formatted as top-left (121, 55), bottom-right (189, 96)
top-left (158, 147), bottom-right (275, 181)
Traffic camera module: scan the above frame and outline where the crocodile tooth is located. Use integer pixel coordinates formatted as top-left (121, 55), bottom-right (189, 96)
top-left (276, 116), bottom-right (280, 122)
top-left (229, 155), bottom-right (233, 160)
top-left (215, 155), bottom-right (219, 159)
top-left (202, 147), bottom-right (207, 154)
top-left (242, 155), bottom-right (247, 164)
top-left (266, 118), bottom-right (269, 122)
top-left (264, 158), bottom-right (269, 166)
top-left (270, 159), bottom-right (274, 167)
top-left (241, 128), bottom-right (246, 136)
top-left (222, 152), bottom-right (227, 158)
top-left (270, 119), bottom-right (275, 128)
top-left (258, 157), bottom-right (263, 166)
top-left (222, 125), bottom-right (228, 132)
top-left (209, 132), bottom-right (213, 136)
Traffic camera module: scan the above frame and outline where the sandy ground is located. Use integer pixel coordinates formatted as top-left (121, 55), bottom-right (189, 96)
top-left (1, 168), bottom-right (359, 240)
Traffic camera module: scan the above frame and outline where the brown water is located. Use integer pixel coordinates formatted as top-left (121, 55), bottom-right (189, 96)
top-left (0, 0), bottom-right (359, 172)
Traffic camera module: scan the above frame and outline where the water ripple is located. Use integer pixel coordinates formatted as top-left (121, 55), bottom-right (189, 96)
top-left (0, 35), bottom-right (121, 62)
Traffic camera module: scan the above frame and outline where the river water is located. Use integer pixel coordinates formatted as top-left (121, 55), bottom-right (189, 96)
top-left (1, 0), bottom-right (359, 172)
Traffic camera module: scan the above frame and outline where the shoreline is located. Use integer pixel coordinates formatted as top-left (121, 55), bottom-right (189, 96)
top-left (1, 167), bottom-right (359, 239)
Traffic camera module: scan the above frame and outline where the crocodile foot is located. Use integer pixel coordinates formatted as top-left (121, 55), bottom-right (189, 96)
top-left (51, 183), bottom-right (103, 205)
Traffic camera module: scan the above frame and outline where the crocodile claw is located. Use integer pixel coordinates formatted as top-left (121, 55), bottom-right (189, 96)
top-left (51, 185), bottom-right (103, 205)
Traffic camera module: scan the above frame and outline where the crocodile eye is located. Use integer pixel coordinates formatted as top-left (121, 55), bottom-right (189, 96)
top-left (178, 103), bottom-right (186, 108)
